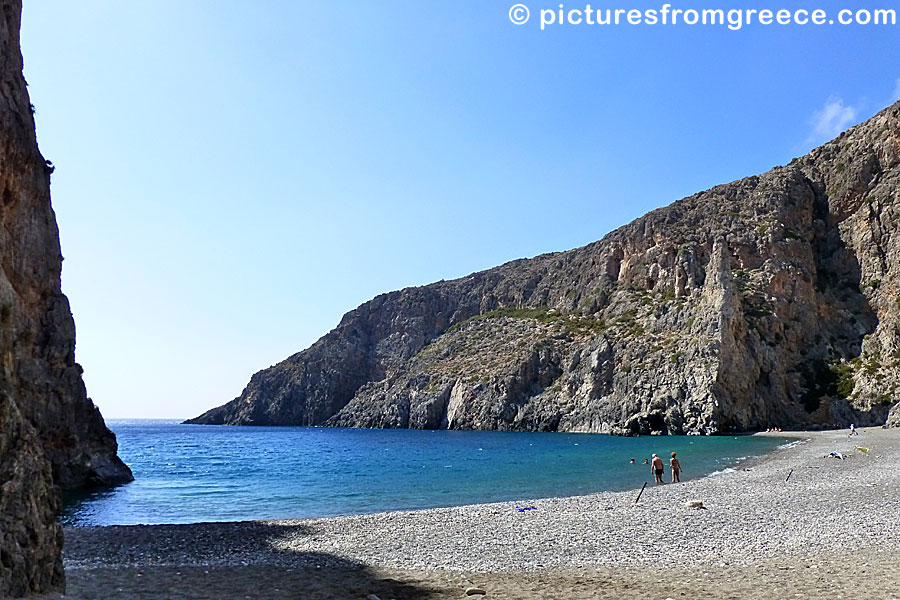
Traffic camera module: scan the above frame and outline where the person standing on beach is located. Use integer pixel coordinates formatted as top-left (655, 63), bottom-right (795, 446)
top-left (651, 454), bottom-right (664, 484)
top-left (670, 452), bottom-right (681, 483)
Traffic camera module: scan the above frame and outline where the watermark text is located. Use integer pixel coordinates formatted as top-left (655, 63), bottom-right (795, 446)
top-left (507, 4), bottom-right (897, 31)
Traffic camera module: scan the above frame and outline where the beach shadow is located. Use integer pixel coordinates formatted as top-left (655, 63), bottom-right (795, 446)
top-left (61, 560), bottom-right (444, 600)
top-left (61, 521), bottom-right (445, 599)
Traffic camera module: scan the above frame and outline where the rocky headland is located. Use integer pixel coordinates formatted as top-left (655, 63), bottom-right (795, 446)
top-left (190, 101), bottom-right (900, 435)
top-left (1, 1), bottom-right (132, 595)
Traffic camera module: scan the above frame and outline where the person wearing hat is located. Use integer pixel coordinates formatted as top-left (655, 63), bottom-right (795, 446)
top-left (670, 452), bottom-right (682, 483)
top-left (650, 453), bottom-right (664, 484)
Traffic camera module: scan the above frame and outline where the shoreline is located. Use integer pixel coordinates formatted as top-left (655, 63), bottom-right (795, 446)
top-left (62, 427), bottom-right (798, 528)
top-left (49, 426), bottom-right (900, 598)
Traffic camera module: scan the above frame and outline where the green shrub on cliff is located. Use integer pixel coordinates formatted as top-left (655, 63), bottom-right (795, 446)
top-left (829, 361), bottom-right (855, 398)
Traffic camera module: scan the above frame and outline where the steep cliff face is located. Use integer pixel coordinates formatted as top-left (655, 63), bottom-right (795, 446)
top-left (0, 393), bottom-right (63, 595)
top-left (2, 0), bottom-right (132, 594)
top-left (1, 0), bottom-right (131, 491)
top-left (190, 101), bottom-right (900, 434)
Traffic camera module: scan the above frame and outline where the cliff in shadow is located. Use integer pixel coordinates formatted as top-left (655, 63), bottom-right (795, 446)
top-left (189, 101), bottom-right (900, 435)
top-left (1, 1), bottom-right (132, 594)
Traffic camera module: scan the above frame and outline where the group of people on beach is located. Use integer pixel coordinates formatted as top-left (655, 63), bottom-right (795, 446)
top-left (630, 452), bottom-right (681, 483)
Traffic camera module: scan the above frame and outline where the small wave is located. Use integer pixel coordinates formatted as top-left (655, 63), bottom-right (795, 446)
top-left (709, 467), bottom-right (736, 476)
top-left (777, 439), bottom-right (804, 451)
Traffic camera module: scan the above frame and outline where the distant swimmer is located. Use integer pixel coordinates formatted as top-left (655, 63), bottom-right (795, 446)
top-left (670, 452), bottom-right (682, 483)
top-left (630, 458), bottom-right (635, 464)
top-left (651, 454), bottom-right (664, 484)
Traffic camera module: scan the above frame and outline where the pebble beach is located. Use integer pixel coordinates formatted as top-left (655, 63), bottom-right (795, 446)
top-left (47, 427), bottom-right (900, 599)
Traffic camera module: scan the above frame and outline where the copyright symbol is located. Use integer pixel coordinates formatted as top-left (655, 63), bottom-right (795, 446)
top-left (509, 4), bottom-right (530, 25)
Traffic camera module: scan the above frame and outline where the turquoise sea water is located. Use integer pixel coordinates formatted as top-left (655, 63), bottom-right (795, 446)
top-left (61, 420), bottom-right (794, 526)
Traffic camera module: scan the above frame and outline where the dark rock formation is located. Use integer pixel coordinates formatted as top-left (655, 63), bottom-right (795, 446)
top-left (2, 0), bottom-right (133, 594)
top-left (190, 102), bottom-right (900, 435)
top-left (0, 394), bottom-right (63, 595)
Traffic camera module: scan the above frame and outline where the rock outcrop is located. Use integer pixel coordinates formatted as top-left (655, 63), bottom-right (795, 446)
top-left (887, 403), bottom-right (900, 428)
top-left (190, 102), bottom-right (900, 435)
top-left (2, 0), bottom-right (133, 594)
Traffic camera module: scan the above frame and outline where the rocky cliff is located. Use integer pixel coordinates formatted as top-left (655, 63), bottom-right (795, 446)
top-left (189, 101), bottom-right (900, 435)
top-left (2, 0), bottom-right (133, 594)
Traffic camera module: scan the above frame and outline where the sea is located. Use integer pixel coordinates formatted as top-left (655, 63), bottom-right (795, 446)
top-left (61, 419), bottom-right (796, 526)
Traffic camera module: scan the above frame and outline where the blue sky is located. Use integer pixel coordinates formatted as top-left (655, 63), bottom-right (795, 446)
top-left (19, 1), bottom-right (899, 419)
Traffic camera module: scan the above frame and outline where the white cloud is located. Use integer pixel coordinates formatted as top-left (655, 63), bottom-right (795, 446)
top-left (806, 96), bottom-right (858, 145)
